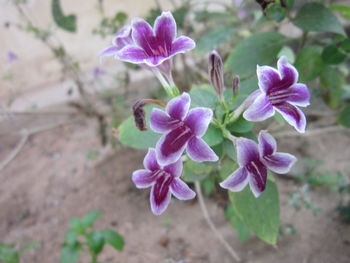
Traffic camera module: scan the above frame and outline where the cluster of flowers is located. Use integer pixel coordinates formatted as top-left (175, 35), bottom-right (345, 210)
top-left (101, 11), bottom-right (310, 215)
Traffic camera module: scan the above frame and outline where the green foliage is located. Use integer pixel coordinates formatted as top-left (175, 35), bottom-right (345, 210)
top-left (225, 32), bottom-right (285, 78)
top-left (60, 211), bottom-right (124, 263)
top-left (295, 45), bottom-right (323, 82)
top-left (266, 3), bottom-right (287, 22)
top-left (330, 5), bottom-right (350, 19)
top-left (189, 85), bottom-right (218, 108)
top-left (227, 115), bottom-right (254, 134)
top-left (202, 125), bottom-right (223, 146)
top-left (229, 179), bottom-right (280, 244)
top-left (118, 106), bottom-right (161, 149)
top-left (321, 45), bottom-right (346, 64)
top-left (52, 0), bottom-right (77, 32)
top-left (183, 159), bottom-right (213, 182)
top-left (293, 2), bottom-right (345, 35)
top-left (0, 241), bottom-right (38, 263)
top-left (320, 66), bottom-right (344, 109)
top-left (338, 105), bottom-right (350, 128)
top-left (225, 205), bottom-right (250, 242)
top-left (196, 26), bottom-right (235, 54)
top-left (92, 12), bottom-right (128, 37)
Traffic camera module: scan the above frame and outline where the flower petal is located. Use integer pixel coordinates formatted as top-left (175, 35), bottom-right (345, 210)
top-left (277, 56), bottom-right (298, 88)
top-left (171, 36), bottom-right (196, 55)
top-left (285, 83), bottom-right (310, 107)
top-left (99, 46), bottom-right (119, 58)
top-left (154, 11), bottom-right (176, 49)
top-left (186, 137), bottom-right (218, 162)
top-left (257, 65), bottom-right (280, 93)
top-left (131, 18), bottom-right (154, 54)
top-left (115, 45), bottom-right (148, 64)
top-left (275, 103), bottom-right (306, 133)
top-left (150, 108), bottom-right (179, 133)
top-left (258, 131), bottom-right (277, 157)
top-left (170, 178), bottom-right (196, 200)
top-left (155, 126), bottom-right (192, 165)
top-left (236, 138), bottom-right (259, 167)
top-left (166, 92), bottom-right (191, 120)
top-left (112, 25), bottom-right (133, 49)
top-left (150, 175), bottom-right (172, 215)
top-left (247, 160), bottom-right (267, 198)
top-left (143, 148), bottom-right (160, 171)
top-left (184, 108), bottom-right (212, 137)
top-left (220, 167), bottom-right (249, 192)
top-left (163, 158), bottom-right (183, 178)
top-left (243, 93), bottom-right (275, 122)
top-left (132, 170), bottom-right (156, 188)
top-left (262, 152), bottom-right (296, 174)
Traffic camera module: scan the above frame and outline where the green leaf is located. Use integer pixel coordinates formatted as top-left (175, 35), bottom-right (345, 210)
top-left (295, 45), bottom-right (324, 82)
top-left (266, 3), bottom-right (287, 22)
top-left (189, 85), bottom-right (218, 108)
top-left (322, 45), bottom-right (346, 64)
top-left (87, 231), bottom-right (105, 254)
top-left (278, 46), bottom-right (295, 63)
top-left (0, 243), bottom-right (19, 263)
top-left (183, 159), bottom-right (213, 182)
top-left (52, 0), bottom-right (77, 32)
top-left (82, 210), bottom-right (102, 229)
top-left (101, 229), bottom-right (124, 251)
top-left (202, 124), bottom-right (223, 147)
top-left (340, 39), bottom-right (350, 54)
top-left (64, 230), bottom-right (78, 246)
top-left (293, 2), bottom-right (345, 35)
top-left (229, 179), bottom-right (280, 244)
top-left (69, 217), bottom-right (84, 234)
top-left (320, 66), bottom-right (344, 108)
top-left (330, 5), bottom-right (350, 19)
top-left (338, 104), bottom-right (350, 128)
top-left (196, 26), bottom-right (235, 53)
top-left (60, 245), bottom-right (80, 263)
top-left (225, 32), bottom-right (285, 78)
top-left (227, 115), bottom-right (254, 133)
top-left (222, 140), bottom-right (236, 161)
top-left (219, 159), bottom-right (238, 180)
top-left (225, 205), bottom-right (250, 242)
top-left (118, 106), bottom-right (161, 149)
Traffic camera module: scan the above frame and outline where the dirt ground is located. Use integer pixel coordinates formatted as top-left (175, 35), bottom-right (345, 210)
top-left (1, 108), bottom-right (350, 263)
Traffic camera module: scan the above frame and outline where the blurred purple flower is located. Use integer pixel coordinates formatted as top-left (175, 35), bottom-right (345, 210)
top-left (243, 56), bottom-right (310, 133)
top-left (6, 51), bottom-right (18, 63)
top-left (220, 131), bottom-right (296, 197)
top-left (150, 92), bottom-right (218, 166)
top-left (132, 148), bottom-right (195, 215)
top-left (92, 67), bottom-right (105, 78)
top-left (100, 25), bottom-right (133, 58)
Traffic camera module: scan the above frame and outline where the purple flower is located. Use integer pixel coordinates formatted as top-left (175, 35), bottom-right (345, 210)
top-left (6, 51), bottom-right (18, 62)
top-left (115, 11), bottom-right (195, 67)
top-left (99, 25), bottom-right (133, 58)
top-left (220, 131), bottom-right (296, 197)
top-left (132, 148), bottom-right (195, 215)
top-left (92, 67), bottom-right (105, 78)
top-left (243, 56), bottom-right (310, 133)
top-left (150, 92), bottom-right (219, 166)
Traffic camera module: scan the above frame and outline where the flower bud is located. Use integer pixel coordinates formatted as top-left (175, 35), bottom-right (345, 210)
top-left (132, 100), bottom-right (147, 131)
top-left (208, 50), bottom-right (224, 98)
top-left (232, 75), bottom-right (240, 96)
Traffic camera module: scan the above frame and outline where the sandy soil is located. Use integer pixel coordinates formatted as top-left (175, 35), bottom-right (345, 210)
top-left (1, 108), bottom-right (350, 263)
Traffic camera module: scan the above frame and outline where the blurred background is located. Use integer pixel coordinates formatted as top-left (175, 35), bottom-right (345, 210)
top-left (1, 0), bottom-right (350, 262)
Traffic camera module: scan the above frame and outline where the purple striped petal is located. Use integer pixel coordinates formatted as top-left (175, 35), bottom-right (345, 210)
top-left (115, 45), bottom-right (148, 64)
top-left (186, 137), bottom-right (219, 162)
top-left (184, 108), bottom-right (213, 137)
top-left (171, 36), bottom-right (196, 55)
top-left (247, 160), bottom-right (267, 198)
top-left (143, 148), bottom-right (160, 171)
top-left (277, 56), bottom-right (298, 88)
top-left (258, 131), bottom-right (276, 157)
top-left (170, 178), bottom-right (196, 200)
top-left (131, 18), bottom-right (154, 54)
top-left (150, 108), bottom-right (179, 133)
top-left (285, 84), bottom-right (310, 107)
top-left (154, 11), bottom-right (176, 50)
top-left (99, 46), bottom-right (119, 58)
top-left (132, 170), bottom-right (156, 188)
top-left (275, 103), bottom-right (306, 133)
top-left (257, 65), bottom-right (280, 93)
top-left (220, 167), bottom-right (249, 192)
top-left (236, 138), bottom-right (259, 167)
top-left (155, 126), bottom-right (192, 165)
top-left (166, 92), bottom-right (191, 120)
top-left (262, 153), bottom-right (296, 174)
top-left (243, 94), bottom-right (275, 121)
top-left (112, 25), bottom-right (133, 49)
top-left (163, 158), bottom-right (183, 178)
top-left (150, 174), bottom-right (173, 215)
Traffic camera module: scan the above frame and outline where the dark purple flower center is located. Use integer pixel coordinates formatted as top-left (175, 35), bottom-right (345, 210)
top-left (153, 170), bottom-right (173, 205)
top-left (246, 159), bottom-right (267, 192)
top-left (267, 89), bottom-right (293, 105)
top-left (160, 122), bottom-right (194, 157)
top-left (140, 36), bottom-right (172, 58)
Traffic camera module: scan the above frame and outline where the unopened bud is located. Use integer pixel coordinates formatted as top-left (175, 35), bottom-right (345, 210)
top-left (208, 50), bottom-right (224, 98)
top-left (132, 99), bottom-right (167, 131)
top-left (232, 75), bottom-right (240, 96)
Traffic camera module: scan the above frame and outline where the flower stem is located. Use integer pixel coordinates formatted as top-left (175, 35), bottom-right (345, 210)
top-left (194, 181), bottom-right (242, 262)
top-left (152, 68), bottom-right (178, 98)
